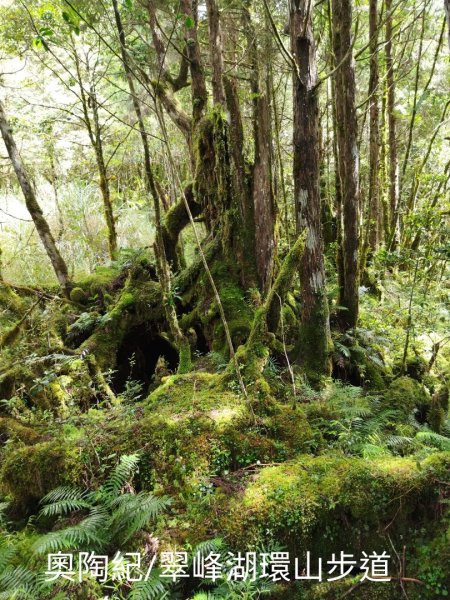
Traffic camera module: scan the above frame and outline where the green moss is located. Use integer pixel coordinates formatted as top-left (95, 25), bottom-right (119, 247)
top-left (146, 372), bottom-right (244, 425)
top-left (196, 260), bottom-right (253, 352)
top-left (0, 364), bottom-right (35, 401)
top-left (80, 279), bottom-right (163, 369)
top-left (0, 417), bottom-right (41, 445)
top-left (297, 294), bottom-right (333, 386)
top-left (0, 284), bottom-right (23, 314)
top-left (0, 439), bottom-right (82, 511)
top-left (218, 453), bottom-right (449, 553)
top-left (177, 339), bottom-right (192, 375)
top-left (76, 264), bottom-right (121, 296)
top-left (69, 286), bottom-right (88, 304)
top-left (265, 405), bottom-right (314, 453)
top-left (384, 376), bottom-right (430, 417)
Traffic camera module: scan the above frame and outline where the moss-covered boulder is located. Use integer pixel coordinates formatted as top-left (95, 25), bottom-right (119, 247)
top-left (0, 439), bottom-right (82, 512)
top-left (384, 376), bottom-right (430, 418)
top-left (0, 417), bottom-right (41, 445)
top-left (216, 453), bottom-right (450, 555)
top-left (69, 286), bottom-right (89, 304)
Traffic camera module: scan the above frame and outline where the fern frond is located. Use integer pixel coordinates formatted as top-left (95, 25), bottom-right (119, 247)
top-left (39, 498), bottom-right (92, 518)
top-left (128, 571), bottom-right (170, 600)
top-left (40, 486), bottom-right (88, 505)
top-left (193, 538), bottom-right (224, 558)
top-left (32, 507), bottom-right (108, 555)
top-left (109, 493), bottom-right (171, 543)
top-left (416, 431), bottom-right (450, 450)
top-left (103, 453), bottom-right (140, 498)
top-left (0, 565), bottom-right (37, 597)
top-left (0, 542), bottom-right (15, 572)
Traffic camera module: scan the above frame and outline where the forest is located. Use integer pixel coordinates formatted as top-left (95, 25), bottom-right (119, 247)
top-left (0, 0), bottom-right (449, 598)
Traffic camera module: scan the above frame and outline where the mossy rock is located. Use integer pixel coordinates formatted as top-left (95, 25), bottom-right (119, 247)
top-left (76, 264), bottom-right (122, 296)
top-left (264, 405), bottom-right (315, 453)
top-left (393, 355), bottom-right (428, 382)
top-left (145, 372), bottom-right (245, 425)
top-left (0, 284), bottom-right (23, 314)
top-left (303, 580), bottom-right (404, 599)
top-left (0, 417), bottom-right (41, 446)
top-left (69, 286), bottom-right (89, 304)
top-left (216, 453), bottom-right (450, 556)
top-left (0, 364), bottom-right (36, 400)
top-left (384, 376), bottom-right (430, 418)
top-left (0, 439), bottom-right (82, 512)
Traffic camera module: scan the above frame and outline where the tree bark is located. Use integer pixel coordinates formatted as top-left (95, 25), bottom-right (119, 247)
top-left (90, 86), bottom-right (117, 259)
top-left (244, 5), bottom-right (276, 295)
top-left (205, 0), bottom-right (226, 106)
top-left (385, 0), bottom-right (400, 250)
top-left (180, 0), bottom-right (208, 124)
top-left (331, 0), bottom-right (360, 329)
top-left (72, 46), bottom-right (117, 260)
top-left (445, 0), bottom-right (450, 52)
top-left (368, 0), bottom-right (380, 252)
top-left (290, 0), bottom-right (332, 380)
top-left (0, 100), bottom-right (72, 297)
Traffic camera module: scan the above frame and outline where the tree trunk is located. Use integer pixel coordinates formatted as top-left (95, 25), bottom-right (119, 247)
top-left (244, 5), bottom-right (276, 295)
top-left (180, 0), bottom-right (208, 124)
top-left (0, 100), bottom-right (71, 297)
top-left (90, 86), bottom-right (117, 259)
top-left (290, 0), bottom-right (332, 380)
top-left (331, 0), bottom-right (360, 329)
top-left (72, 46), bottom-right (117, 260)
top-left (385, 0), bottom-right (400, 250)
top-left (368, 0), bottom-right (380, 252)
top-left (206, 0), bottom-right (226, 106)
top-left (112, 0), bottom-right (192, 374)
top-left (445, 0), bottom-right (450, 52)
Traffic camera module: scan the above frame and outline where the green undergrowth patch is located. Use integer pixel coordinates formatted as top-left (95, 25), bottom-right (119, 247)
top-left (145, 372), bottom-right (244, 424)
top-left (212, 452), bottom-right (449, 554)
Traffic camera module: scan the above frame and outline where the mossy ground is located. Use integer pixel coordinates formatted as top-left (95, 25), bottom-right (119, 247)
top-left (1, 262), bottom-right (449, 599)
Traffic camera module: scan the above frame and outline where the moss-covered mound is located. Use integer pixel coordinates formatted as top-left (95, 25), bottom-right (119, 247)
top-left (0, 439), bottom-right (82, 511)
top-left (215, 453), bottom-right (449, 555)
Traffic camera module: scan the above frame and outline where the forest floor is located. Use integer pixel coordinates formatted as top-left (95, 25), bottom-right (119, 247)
top-left (0, 252), bottom-right (449, 600)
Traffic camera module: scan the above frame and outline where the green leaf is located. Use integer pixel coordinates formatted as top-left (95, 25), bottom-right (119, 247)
top-left (185, 16), bottom-right (195, 28)
top-left (39, 27), bottom-right (54, 37)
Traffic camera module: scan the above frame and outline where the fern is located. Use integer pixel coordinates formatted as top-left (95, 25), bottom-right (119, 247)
top-left (38, 486), bottom-right (92, 518)
top-left (109, 492), bottom-right (171, 543)
top-left (416, 430), bottom-right (450, 450)
top-left (103, 452), bottom-right (141, 498)
top-left (128, 571), bottom-right (172, 600)
top-left (33, 453), bottom-right (169, 558)
top-left (33, 506), bottom-right (109, 554)
top-left (0, 565), bottom-right (38, 599)
top-left (192, 538), bottom-right (224, 559)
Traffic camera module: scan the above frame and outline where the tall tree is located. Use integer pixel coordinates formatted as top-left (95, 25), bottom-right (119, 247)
top-left (112, 0), bottom-right (192, 374)
top-left (385, 0), bottom-right (400, 249)
top-left (290, 0), bottom-right (332, 379)
top-left (243, 3), bottom-right (276, 294)
top-left (0, 100), bottom-right (72, 297)
top-left (331, 0), bottom-right (360, 329)
top-left (445, 0), bottom-right (450, 52)
top-left (368, 0), bottom-right (381, 252)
